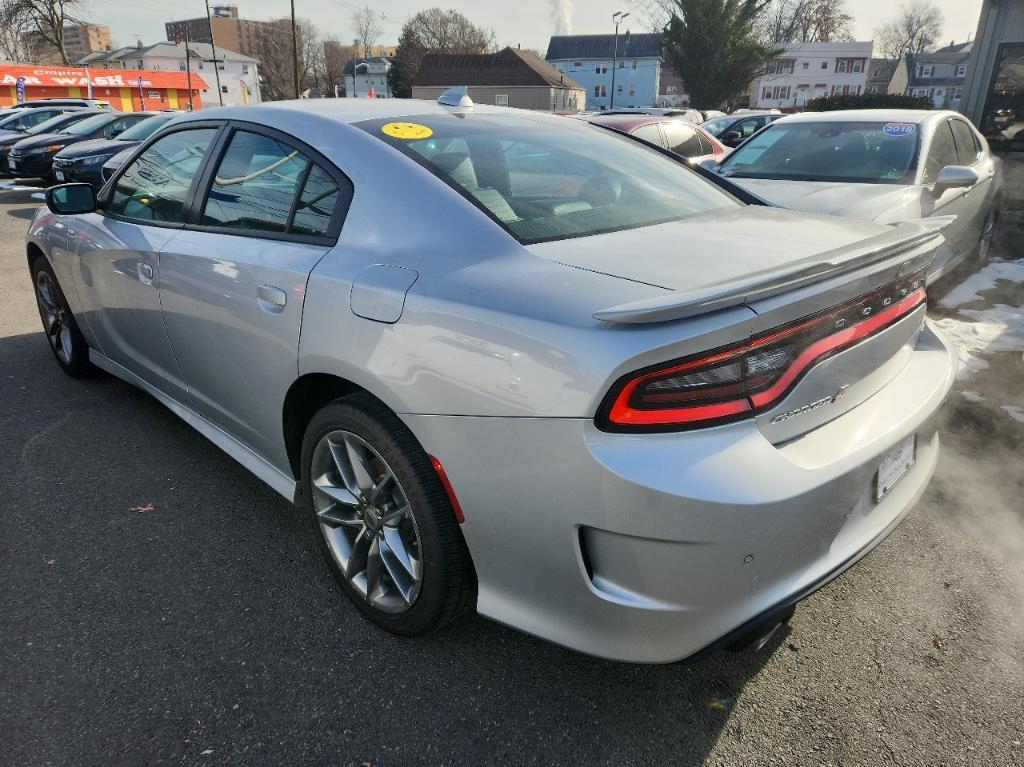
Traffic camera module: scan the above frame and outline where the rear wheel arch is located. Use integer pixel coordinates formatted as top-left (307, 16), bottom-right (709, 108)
top-left (282, 373), bottom-right (365, 481)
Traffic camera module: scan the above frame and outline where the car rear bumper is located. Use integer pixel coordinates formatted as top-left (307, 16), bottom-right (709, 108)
top-left (402, 320), bottom-right (956, 663)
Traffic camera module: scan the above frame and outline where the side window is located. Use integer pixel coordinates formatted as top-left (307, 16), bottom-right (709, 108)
top-left (21, 110), bottom-right (55, 129)
top-left (106, 128), bottom-right (218, 222)
top-left (202, 130), bottom-right (309, 232)
top-left (291, 164), bottom-right (341, 236)
top-left (922, 121), bottom-right (959, 185)
top-left (662, 123), bottom-right (703, 157)
top-left (103, 117), bottom-right (133, 139)
top-left (695, 131), bottom-right (713, 155)
top-left (950, 119), bottom-right (981, 166)
top-left (631, 123), bottom-right (666, 148)
top-left (738, 118), bottom-right (760, 137)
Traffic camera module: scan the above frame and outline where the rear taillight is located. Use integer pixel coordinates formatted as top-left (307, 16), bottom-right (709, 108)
top-left (598, 269), bottom-right (927, 432)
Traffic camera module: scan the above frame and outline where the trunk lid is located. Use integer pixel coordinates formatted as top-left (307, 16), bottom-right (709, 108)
top-left (558, 207), bottom-right (946, 441)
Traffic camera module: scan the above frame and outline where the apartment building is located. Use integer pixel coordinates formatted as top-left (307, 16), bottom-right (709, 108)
top-left (749, 41), bottom-right (873, 110)
top-left (25, 24), bottom-right (112, 65)
top-left (165, 4), bottom-right (293, 60)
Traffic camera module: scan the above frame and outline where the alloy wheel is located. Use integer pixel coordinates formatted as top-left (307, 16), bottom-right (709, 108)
top-left (35, 271), bottom-right (73, 365)
top-left (311, 430), bottom-right (423, 614)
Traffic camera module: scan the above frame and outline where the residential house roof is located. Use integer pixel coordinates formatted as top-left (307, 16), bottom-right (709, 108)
top-left (414, 47), bottom-right (584, 89)
top-left (342, 57), bottom-right (391, 76)
top-left (78, 41), bottom-right (257, 66)
top-left (935, 40), bottom-right (974, 54)
top-left (545, 33), bottom-right (662, 61)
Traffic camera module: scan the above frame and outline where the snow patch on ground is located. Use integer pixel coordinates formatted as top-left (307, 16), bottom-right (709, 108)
top-left (1001, 405), bottom-right (1024, 424)
top-left (939, 259), bottom-right (1024, 308)
top-left (960, 390), bottom-right (985, 403)
top-left (933, 304), bottom-right (1024, 379)
top-left (30, 192), bottom-right (45, 200)
top-left (0, 180), bottom-right (41, 192)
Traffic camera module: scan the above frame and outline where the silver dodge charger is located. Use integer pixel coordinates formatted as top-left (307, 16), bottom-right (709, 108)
top-left (27, 95), bottom-right (957, 663)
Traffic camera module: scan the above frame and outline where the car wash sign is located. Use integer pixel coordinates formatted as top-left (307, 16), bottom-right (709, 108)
top-left (0, 67), bottom-right (156, 89)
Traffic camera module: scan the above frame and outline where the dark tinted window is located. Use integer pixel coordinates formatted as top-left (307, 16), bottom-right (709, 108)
top-left (10, 109), bottom-right (63, 129)
top-left (950, 119), bottom-right (981, 166)
top-left (631, 123), bottom-right (665, 147)
top-left (103, 115), bottom-right (145, 139)
top-left (107, 128), bottom-right (217, 222)
top-left (922, 121), bottom-right (959, 185)
top-left (202, 130), bottom-right (309, 232)
top-left (661, 122), bottom-right (703, 157)
top-left (291, 164), bottom-right (340, 236)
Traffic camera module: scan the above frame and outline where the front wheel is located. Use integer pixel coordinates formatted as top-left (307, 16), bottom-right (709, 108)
top-left (300, 393), bottom-right (475, 635)
top-left (32, 257), bottom-right (92, 377)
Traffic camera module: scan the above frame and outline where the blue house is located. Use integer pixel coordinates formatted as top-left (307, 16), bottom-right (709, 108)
top-left (545, 33), bottom-right (664, 110)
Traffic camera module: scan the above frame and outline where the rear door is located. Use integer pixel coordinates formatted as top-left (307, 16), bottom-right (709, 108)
top-left (949, 117), bottom-right (992, 245)
top-left (157, 124), bottom-right (352, 470)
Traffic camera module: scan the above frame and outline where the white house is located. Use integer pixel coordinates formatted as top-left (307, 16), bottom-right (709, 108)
top-left (343, 57), bottom-right (392, 98)
top-left (79, 41), bottom-right (260, 107)
top-left (748, 41), bottom-right (873, 110)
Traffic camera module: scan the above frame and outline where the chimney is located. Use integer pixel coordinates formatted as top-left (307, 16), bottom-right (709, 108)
top-left (136, 38), bottom-right (143, 49)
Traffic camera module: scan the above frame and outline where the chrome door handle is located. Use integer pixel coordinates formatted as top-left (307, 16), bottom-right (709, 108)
top-left (138, 262), bottom-right (155, 285)
top-left (257, 284), bottom-right (287, 314)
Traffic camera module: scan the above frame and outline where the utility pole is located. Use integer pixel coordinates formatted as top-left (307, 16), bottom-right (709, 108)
top-left (291, 0), bottom-right (300, 99)
top-left (610, 11), bottom-right (629, 110)
top-left (204, 0), bottom-right (224, 105)
top-left (183, 22), bottom-right (195, 111)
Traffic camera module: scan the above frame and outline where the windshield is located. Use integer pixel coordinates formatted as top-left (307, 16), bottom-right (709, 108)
top-left (357, 113), bottom-right (739, 244)
top-left (0, 111), bottom-right (31, 130)
top-left (118, 114), bottom-right (172, 141)
top-left (61, 113), bottom-right (115, 137)
top-left (31, 113), bottom-right (86, 135)
top-left (718, 121), bottom-right (920, 184)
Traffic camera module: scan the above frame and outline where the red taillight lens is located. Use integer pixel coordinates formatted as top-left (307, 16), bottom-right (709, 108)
top-left (598, 270), bottom-right (927, 432)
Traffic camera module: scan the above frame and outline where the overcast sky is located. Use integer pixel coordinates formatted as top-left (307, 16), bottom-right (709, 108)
top-left (95, 0), bottom-right (984, 56)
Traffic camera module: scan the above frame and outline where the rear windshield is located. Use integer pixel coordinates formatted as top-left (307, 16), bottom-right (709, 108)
top-left (118, 114), bottom-right (172, 141)
top-left (356, 113), bottom-right (739, 243)
top-left (61, 113), bottom-right (114, 137)
top-left (718, 121), bottom-right (920, 184)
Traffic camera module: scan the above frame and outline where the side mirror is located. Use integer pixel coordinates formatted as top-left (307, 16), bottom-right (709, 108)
top-left (722, 130), bottom-right (742, 145)
top-left (45, 183), bottom-right (96, 215)
top-left (933, 165), bottom-right (979, 195)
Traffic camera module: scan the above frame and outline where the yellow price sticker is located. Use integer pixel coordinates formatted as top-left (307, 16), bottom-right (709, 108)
top-left (381, 122), bottom-right (433, 140)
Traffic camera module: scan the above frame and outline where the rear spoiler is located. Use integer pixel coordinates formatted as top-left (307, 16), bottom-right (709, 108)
top-left (593, 216), bottom-right (953, 325)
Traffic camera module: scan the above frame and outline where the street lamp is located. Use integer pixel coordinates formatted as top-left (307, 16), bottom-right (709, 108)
top-left (610, 11), bottom-right (629, 109)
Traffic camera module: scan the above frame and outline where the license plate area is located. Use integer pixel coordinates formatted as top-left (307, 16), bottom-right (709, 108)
top-left (875, 434), bottom-right (916, 503)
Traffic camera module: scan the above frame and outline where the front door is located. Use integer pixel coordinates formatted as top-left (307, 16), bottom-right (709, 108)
top-left (157, 127), bottom-right (348, 471)
top-left (919, 118), bottom-right (973, 275)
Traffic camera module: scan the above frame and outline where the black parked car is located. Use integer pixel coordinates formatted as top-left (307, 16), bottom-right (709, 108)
top-left (700, 111), bottom-right (783, 148)
top-left (0, 111), bottom-right (95, 173)
top-left (52, 113), bottom-right (174, 187)
top-left (8, 111), bottom-right (153, 180)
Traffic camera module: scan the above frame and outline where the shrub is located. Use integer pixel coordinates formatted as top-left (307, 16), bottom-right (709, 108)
top-left (803, 94), bottom-right (933, 112)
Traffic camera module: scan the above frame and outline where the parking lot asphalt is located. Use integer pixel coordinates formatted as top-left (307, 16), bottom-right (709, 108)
top-left (1, 178), bottom-right (1022, 767)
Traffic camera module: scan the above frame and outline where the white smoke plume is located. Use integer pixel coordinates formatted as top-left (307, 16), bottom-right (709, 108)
top-left (551, 0), bottom-right (573, 36)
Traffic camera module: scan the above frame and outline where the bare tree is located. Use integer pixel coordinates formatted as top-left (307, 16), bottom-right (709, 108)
top-left (0, 0), bottom-right (34, 62)
top-left (388, 8), bottom-right (495, 98)
top-left (760, 0), bottom-right (852, 43)
top-left (321, 35), bottom-right (345, 96)
top-left (351, 5), bottom-right (382, 57)
top-left (875, 0), bottom-right (944, 60)
top-left (13, 0), bottom-right (90, 65)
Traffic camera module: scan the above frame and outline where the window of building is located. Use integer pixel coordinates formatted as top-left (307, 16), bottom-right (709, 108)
top-left (106, 128), bottom-right (218, 223)
top-left (617, 84), bottom-right (623, 92)
top-left (630, 60), bottom-right (637, 69)
top-left (618, 60), bottom-right (624, 68)
top-left (763, 86), bottom-right (772, 99)
top-left (821, 61), bottom-right (828, 69)
top-left (242, 64), bottom-right (249, 74)
top-left (201, 130), bottom-right (309, 233)
top-left (917, 64), bottom-right (934, 77)
top-left (955, 64), bottom-right (967, 77)
top-left (221, 85), bottom-right (228, 93)
top-left (802, 61), bottom-right (809, 70)
top-left (779, 85), bottom-right (790, 99)
top-left (495, 94), bottom-right (509, 106)
top-left (596, 62), bottom-right (607, 74)
top-left (852, 60), bottom-right (863, 73)
top-left (593, 85), bottom-right (607, 98)
top-left (837, 59), bottom-right (849, 73)
top-left (573, 61), bottom-right (581, 68)
top-left (628, 85), bottom-right (636, 97)
top-left (952, 87), bottom-right (962, 101)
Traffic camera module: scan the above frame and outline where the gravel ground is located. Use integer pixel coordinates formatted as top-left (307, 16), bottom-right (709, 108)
top-left (0, 177), bottom-right (1021, 767)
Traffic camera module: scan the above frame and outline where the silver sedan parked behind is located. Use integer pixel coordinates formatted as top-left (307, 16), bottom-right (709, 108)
top-left (27, 96), bottom-right (957, 663)
top-left (709, 110), bottom-right (1003, 280)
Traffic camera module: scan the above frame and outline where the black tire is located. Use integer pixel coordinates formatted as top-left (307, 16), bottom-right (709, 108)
top-left (30, 255), bottom-right (93, 377)
top-left (300, 392), bottom-right (476, 635)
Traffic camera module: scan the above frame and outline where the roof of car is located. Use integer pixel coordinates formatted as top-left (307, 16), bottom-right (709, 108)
top-left (172, 98), bottom-right (524, 127)
top-left (586, 113), bottom-right (671, 130)
top-left (773, 109), bottom-right (957, 125)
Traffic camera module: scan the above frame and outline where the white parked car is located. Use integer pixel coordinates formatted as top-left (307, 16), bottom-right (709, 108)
top-left (710, 110), bottom-right (1003, 280)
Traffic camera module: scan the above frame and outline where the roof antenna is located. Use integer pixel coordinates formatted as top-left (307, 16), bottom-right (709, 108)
top-left (437, 85), bottom-right (473, 107)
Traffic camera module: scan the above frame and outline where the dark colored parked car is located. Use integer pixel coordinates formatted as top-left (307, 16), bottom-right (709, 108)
top-left (0, 106), bottom-right (88, 137)
top-left (53, 113), bottom-right (173, 187)
top-left (8, 111), bottom-right (153, 180)
top-left (700, 112), bottom-right (784, 148)
top-left (0, 111), bottom-right (95, 173)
